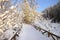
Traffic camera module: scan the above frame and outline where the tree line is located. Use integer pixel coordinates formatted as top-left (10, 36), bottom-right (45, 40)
top-left (42, 2), bottom-right (60, 23)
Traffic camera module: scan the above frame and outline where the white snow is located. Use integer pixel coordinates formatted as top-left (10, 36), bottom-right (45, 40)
top-left (17, 23), bottom-right (52, 40)
top-left (1, 23), bottom-right (60, 40)
top-left (1, 29), bottom-right (16, 40)
top-left (0, 15), bottom-right (60, 40)
top-left (33, 19), bottom-right (60, 37)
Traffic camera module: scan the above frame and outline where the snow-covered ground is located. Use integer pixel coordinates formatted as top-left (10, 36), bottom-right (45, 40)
top-left (1, 23), bottom-right (60, 40)
top-left (33, 18), bottom-right (60, 37)
top-left (17, 23), bottom-right (53, 40)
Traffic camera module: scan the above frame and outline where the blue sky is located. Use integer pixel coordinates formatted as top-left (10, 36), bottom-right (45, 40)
top-left (36, 0), bottom-right (59, 12)
top-left (11, 0), bottom-right (59, 12)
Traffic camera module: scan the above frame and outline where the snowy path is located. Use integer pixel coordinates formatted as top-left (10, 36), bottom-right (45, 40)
top-left (17, 23), bottom-right (52, 40)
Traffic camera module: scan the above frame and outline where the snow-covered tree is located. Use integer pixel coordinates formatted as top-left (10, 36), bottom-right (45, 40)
top-left (20, 0), bottom-right (38, 23)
